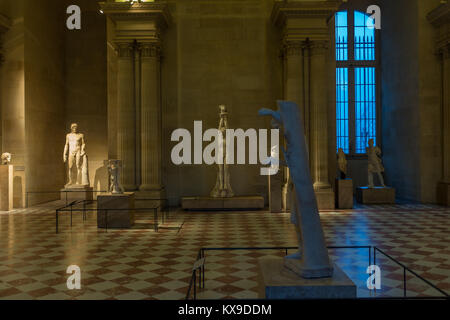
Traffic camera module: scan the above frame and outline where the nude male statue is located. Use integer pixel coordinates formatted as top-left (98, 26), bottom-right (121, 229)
top-left (63, 123), bottom-right (90, 186)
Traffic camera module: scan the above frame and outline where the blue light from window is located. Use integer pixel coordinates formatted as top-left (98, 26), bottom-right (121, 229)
top-left (354, 11), bottom-right (375, 61)
top-left (336, 68), bottom-right (349, 153)
top-left (355, 67), bottom-right (376, 153)
top-left (335, 11), bottom-right (348, 61)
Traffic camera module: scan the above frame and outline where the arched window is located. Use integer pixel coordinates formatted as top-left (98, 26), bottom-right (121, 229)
top-left (336, 10), bottom-right (379, 155)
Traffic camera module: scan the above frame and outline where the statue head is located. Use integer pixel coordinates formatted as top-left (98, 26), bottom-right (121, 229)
top-left (1, 152), bottom-right (11, 165)
top-left (70, 123), bottom-right (78, 133)
top-left (368, 138), bottom-right (374, 147)
top-left (219, 105), bottom-right (227, 116)
top-left (338, 148), bottom-right (345, 156)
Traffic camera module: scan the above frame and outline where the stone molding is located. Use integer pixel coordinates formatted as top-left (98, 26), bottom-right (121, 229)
top-left (427, 3), bottom-right (450, 54)
top-left (99, 1), bottom-right (171, 31)
top-left (116, 42), bottom-right (134, 58)
top-left (140, 42), bottom-right (161, 58)
top-left (271, 0), bottom-right (342, 28)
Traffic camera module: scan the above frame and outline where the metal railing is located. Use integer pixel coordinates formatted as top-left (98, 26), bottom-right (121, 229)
top-left (26, 190), bottom-right (107, 207)
top-left (186, 246), bottom-right (449, 300)
top-left (55, 199), bottom-right (159, 233)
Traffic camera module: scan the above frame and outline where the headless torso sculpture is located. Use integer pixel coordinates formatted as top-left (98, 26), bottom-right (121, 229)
top-left (63, 123), bottom-right (90, 187)
top-left (210, 105), bottom-right (234, 198)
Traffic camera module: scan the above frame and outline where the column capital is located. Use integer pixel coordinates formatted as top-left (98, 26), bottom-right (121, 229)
top-left (115, 42), bottom-right (134, 58)
top-left (0, 13), bottom-right (11, 67)
top-left (283, 41), bottom-right (305, 56)
top-left (308, 40), bottom-right (330, 55)
top-left (139, 42), bottom-right (161, 59)
top-left (428, 2), bottom-right (450, 55)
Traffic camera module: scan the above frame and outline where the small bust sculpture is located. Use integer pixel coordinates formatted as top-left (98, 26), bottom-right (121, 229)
top-left (337, 148), bottom-right (347, 179)
top-left (108, 159), bottom-right (124, 194)
top-left (63, 123), bottom-right (90, 187)
top-left (1, 153), bottom-right (11, 165)
top-left (367, 139), bottom-right (385, 188)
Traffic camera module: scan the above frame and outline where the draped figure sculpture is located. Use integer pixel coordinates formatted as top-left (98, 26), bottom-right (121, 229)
top-left (366, 138), bottom-right (385, 188)
top-left (210, 105), bottom-right (234, 198)
top-left (63, 123), bottom-right (90, 187)
top-left (259, 101), bottom-right (333, 279)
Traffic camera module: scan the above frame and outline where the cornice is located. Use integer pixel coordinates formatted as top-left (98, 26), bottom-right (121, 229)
top-left (271, 0), bottom-right (342, 28)
top-left (427, 2), bottom-right (450, 28)
top-left (99, 1), bottom-right (171, 30)
top-left (0, 13), bottom-right (11, 33)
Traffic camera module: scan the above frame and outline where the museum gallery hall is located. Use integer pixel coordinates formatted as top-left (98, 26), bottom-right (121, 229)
top-left (0, 0), bottom-right (448, 300)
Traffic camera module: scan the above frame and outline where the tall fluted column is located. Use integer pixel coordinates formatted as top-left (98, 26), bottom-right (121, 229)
top-left (310, 41), bottom-right (331, 190)
top-left (116, 42), bottom-right (137, 190)
top-left (282, 41), bottom-right (305, 211)
top-left (442, 46), bottom-right (450, 183)
top-left (139, 43), bottom-right (162, 193)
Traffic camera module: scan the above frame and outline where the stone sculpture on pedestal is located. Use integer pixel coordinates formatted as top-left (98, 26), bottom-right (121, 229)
top-left (210, 105), bottom-right (234, 198)
top-left (366, 139), bottom-right (385, 188)
top-left (337, 148), bottom-right (347, 179)
top-left (1, 152), bottom-right (11, 165)
top-left (259, 101), bottom-right (333, 279)
top-left (108, 159), bottom-right (124, 194)
top-left (63, 123), bottom-right (90, 187)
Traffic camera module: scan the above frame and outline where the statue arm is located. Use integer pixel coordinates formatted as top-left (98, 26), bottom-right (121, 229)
top-left (63, 135), bottom-right (69, 162)
top-left (80, 134), bottom-right (86, 156)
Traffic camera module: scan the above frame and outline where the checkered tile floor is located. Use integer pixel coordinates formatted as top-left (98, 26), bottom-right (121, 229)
top-left (0, 201), bottom-right (448, 299)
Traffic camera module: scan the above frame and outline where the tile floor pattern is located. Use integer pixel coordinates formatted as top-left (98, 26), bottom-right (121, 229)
top-left (0, 202), bottom-right (448, 299)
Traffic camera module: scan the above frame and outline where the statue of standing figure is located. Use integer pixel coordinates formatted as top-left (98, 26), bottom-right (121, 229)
top-left (108, 160), bottom-right (124, 194)
top-left (210, 105), bottom-right (234, 198)
top-left (63, 123), bottom-right (90, 187)
top-left (367, 138), bottom-right (385, 188)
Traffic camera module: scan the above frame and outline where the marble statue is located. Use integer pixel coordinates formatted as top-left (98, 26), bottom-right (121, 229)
top-left (259, 101), bottom-right (333, 279)
top-left (210, 105), bottom-right (234, 198)
top-left (1, 152), bottom-right (11, 165)
top-left (63, 123), bottom-right (90, 187)
top-left (108, 159), bottom-right (124, 194)
top-left (367, 138), bottom-right (385, 188)
top-left (337, 148), bottom-right (347, 179)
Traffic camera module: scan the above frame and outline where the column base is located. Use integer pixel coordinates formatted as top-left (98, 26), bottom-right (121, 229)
top-left (135, 187), bottom-right (166, 200)
top-left (437, 181), bottom-right (450, 206)
top-left (315, 188), bottom-right (335, 210)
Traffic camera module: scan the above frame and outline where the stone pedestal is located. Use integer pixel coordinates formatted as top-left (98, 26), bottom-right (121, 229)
top-left (0, 165), bottom-right (26, 211)
top-left (335, 179), bottom-right (353, 209)
top-left (437, 182), bottom-right (450, 206)
top-left (356, 187), bottom-right (396, 204)
top-left (268, 171), bottom-right (282, 213)
top-left (258, 258), bottom-right (356, 299)
top-left (0, 165), bottom-right (13, 211)
top-left (60, 185), bottom-right (94, 202)
top-left (181, 196), bottom-right (264, 210)
top-left (97, 192), bottom-right (135, 228)
top-left (315, 189), bottom-right (335, 210)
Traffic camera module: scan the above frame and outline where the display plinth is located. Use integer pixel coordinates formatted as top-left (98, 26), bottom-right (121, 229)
top-left (437, 181), bottom-right (450, 206)
top-left (181, 196), bottom-right (264, 210)
top-left (356, 186), bottom-right (395, 204)
top-left (268, 171), bottom-right (282, 213)
top-left (335, 179), bottom-right (353, 209)
top-left (97, 192), bottom-right (135, 228)
top-left (315, 189), bottom-right (335, 210)
top-left (258, 258), bottom-right (356, 299)
top-left (60, 185), bottom-right (94, 202)
top-left (0, 165), bottom-right (13, 211)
